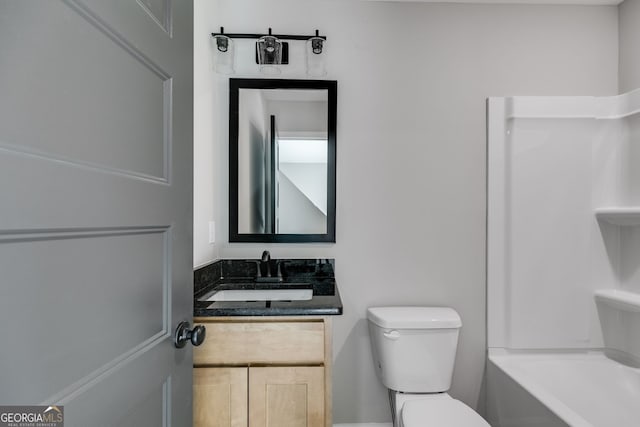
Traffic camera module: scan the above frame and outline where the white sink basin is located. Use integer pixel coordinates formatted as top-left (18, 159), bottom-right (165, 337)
top-left (204, 288), bottom-right (313, 302)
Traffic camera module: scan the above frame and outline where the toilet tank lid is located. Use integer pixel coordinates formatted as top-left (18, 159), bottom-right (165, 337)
top-left (367, 307), bottom-right (462, 329)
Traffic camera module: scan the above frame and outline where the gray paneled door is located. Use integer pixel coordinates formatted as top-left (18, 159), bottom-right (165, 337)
top-left (0, 1), bottom-right (193, 426)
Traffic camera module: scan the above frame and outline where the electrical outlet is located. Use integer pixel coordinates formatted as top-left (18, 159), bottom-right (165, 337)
top-left (208, 221), bottom-right (215, 244)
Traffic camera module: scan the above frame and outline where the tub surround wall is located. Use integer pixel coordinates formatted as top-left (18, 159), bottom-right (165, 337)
top-left (488, 90), bottom-right (640, 351)
top-left (194, 0), bottom-right (618, 423)
top-left (620, 115), bottom-right (640, 297)
top-left (619, 0), bottom-right (640, 93)
top-left (616, 0), bottom-right (640, 310)
top-left (488, 90), bottom-right (640, 425)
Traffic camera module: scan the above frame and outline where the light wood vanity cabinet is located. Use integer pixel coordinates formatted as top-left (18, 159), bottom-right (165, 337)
top-left (193, 317), bottom-right (332, 427)
top-left (194, 367), bottom-right (247, 427)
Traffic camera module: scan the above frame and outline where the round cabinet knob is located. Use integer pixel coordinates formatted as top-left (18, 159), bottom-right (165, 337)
top-left (174, 321), bottom-right (207, 349)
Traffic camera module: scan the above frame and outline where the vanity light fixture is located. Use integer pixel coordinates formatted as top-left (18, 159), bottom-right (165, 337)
top-left (212, 28), bottom-right (235, 74)
top-left (256, 29), bottom-right (283, 75)
top-left (306, 30), bottom-right (326, 77)
top-left (210, 27), bottom-right (327, 76)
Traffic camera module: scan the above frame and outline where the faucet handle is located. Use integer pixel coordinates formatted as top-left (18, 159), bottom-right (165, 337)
top-left (254, 260), bottom-right (262, 278)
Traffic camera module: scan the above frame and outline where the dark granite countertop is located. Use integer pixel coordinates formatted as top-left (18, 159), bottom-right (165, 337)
top-left (194, 259), bottom-right (343, 317)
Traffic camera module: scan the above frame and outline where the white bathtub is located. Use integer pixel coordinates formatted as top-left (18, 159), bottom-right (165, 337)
top-left (486, 350), bottom-right (640, 427)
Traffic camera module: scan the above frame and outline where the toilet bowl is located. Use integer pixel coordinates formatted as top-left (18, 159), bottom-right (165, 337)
top-left (399, 394), bottom-right (489, 427)
top-left (367, 307), bottom-right (489, 427)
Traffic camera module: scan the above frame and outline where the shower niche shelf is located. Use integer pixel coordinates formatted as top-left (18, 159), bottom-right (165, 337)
top-left (595, 207), bottom-right (640, 226)
top-left (595, 289), bottom-right (640, 312)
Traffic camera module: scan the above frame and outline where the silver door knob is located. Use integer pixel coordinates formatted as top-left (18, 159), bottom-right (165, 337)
top-left (174, 321), bottom-right (206, 348)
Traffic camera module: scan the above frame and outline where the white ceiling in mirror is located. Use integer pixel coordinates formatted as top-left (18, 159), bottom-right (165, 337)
top-left (357, 0), bottom-right (622, 4)
top-left (261, 89), bottom-right (327, 102)
top-left (278, 140), bottom-right (328, 164)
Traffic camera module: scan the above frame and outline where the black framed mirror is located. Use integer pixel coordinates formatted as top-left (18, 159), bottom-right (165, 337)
top-left (229, 78), bottom-right (337, 243)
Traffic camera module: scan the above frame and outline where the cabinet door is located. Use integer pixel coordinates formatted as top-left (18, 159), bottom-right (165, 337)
top-left (249, 366), bottom-right (324, 427)
top-left (194, 367), bottom-right (248, 427)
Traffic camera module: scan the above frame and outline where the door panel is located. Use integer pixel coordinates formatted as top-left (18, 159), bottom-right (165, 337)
top-left (62, 345), bottom-right (173, 426)
top-left (135, 0), bottom-right (172, 34)
top-left (0, 0), bottom-right (169, 181)
top-left (115, 381), bottom-right (165, 427)
top-left (0, 0), bottom-right (193, 425)
top-left (249, 367), bottom-right (325, 427)
top-left (0, 229), bottom-right (169, 404)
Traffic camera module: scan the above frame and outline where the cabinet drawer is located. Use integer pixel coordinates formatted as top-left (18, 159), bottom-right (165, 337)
top-left (194, 321), bottom-right (325, 365)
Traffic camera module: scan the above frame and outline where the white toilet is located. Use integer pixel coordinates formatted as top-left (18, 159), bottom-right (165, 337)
top-left (367, 307), bottom-right (490, 427)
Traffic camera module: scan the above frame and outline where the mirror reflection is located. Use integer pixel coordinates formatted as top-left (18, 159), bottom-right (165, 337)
top-left (230, 79), bottom-right (336, 243)
top-left (238, 89), bottom-right (328, 234)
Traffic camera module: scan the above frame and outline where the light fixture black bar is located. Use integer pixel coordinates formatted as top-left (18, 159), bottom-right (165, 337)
top-left (212, 27), bottom-right (326, 41)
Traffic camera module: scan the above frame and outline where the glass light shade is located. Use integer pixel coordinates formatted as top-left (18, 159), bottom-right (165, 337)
top-left (306, 37), bottom-right (326, 77)
top-left (256, 35), bottom-right (282, 75)
top-left (212, 35), bottom-right (234, 74)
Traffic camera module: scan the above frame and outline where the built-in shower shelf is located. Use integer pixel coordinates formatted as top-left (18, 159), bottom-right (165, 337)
top-left (595, 289), bottom-right (640, 312)
top-left (595, 207), bottom-right (640, 226)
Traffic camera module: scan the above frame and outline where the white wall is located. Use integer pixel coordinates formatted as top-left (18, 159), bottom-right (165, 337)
top-left (618, 0), bottom-right (640, 296)
top-left (268, 100), bottom-right (328, 133)
top-left (194, 1), bottom-right (618, 422)
top-left (278, 171), bottom-right (327, 234)
top-left (280, 162), bottom-right (328, 215)
top-left (619, 0), bottom-right (640, 93)
top-left (238, 90), bottom-right (269, 233)
top-left (193, 0), bottom-right (219, 267)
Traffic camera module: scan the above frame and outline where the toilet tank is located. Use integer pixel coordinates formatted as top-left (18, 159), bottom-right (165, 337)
top-left (367, 307), bottom-right (462, 393)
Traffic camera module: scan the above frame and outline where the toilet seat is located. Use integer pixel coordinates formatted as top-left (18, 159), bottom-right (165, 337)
top-left (401, 398), bottom-right (490, 427)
